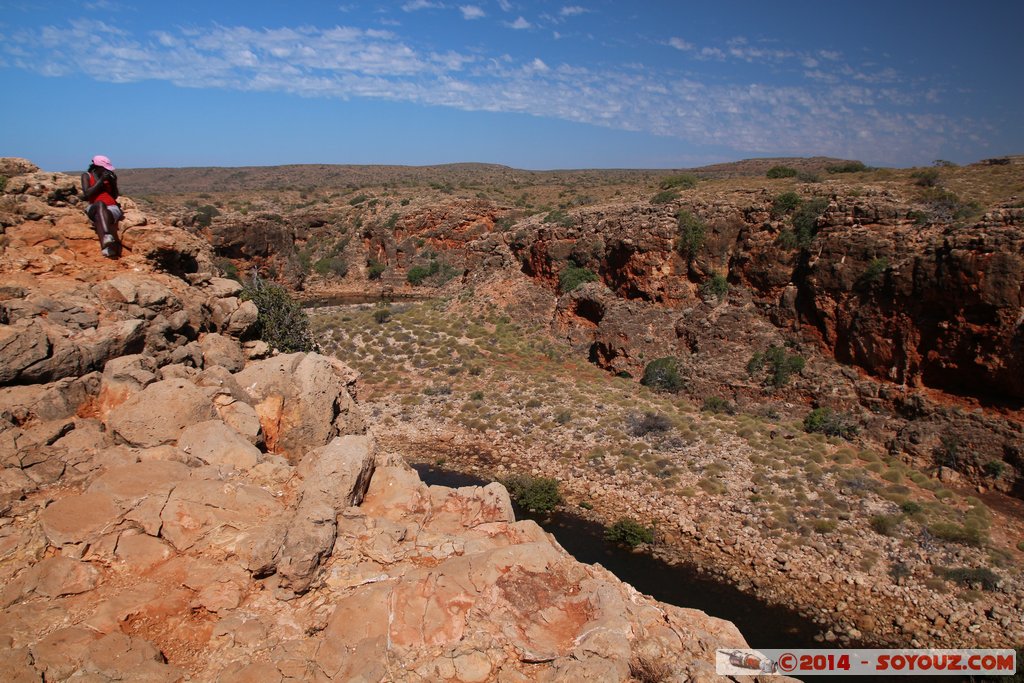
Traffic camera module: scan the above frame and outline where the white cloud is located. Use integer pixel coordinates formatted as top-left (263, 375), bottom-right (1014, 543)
top-left (3, 19), bottom-right (980, 165)
top-left (560, 6), bottom-right (587, 16)
top-left (459, 5), bottom-right (484, 19)
top-left (508, 16), bottom-right (531, 29)
top-left (668, 37), bottom-right (693, 51)
top-left (497, 0), bottom-right (512, 11)
top-left (402, 0), bottom-right (442, 11)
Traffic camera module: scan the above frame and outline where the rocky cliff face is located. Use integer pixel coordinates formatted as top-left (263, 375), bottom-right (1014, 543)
top-left (0, 161), bottom-right (751, 681)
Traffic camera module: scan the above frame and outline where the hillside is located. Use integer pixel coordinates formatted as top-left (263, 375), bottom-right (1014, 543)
top-left (119, 153), bottom-right (1024, 652)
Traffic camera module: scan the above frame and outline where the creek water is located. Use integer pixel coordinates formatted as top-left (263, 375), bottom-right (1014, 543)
top-left (411, 464), bottom-right (982, 683)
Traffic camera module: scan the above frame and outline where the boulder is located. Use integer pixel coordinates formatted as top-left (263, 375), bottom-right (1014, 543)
top-left (297, 435), bottom-right (375, 513)
top-left (205, 277), bottom-right (243, 299)
top-left (225, 300), bottom-right (259, 337)
top-left (0, 320), bottom-right (50, 385)
top-left (199, 333), bottom-right (245, 373)
top-left (177, 419), bottom-right (261, 469)
top-left (107, 378), bottom-right (217, 447)
top-left (276, 500), bottom-right (337, 594)
top-left (235, 353), bottom-right (363, 459)
top-left (96, 354), bottom-right (159, 421)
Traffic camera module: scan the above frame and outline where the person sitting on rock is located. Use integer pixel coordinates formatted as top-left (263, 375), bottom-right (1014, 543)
top-left (81, 155), bottom-right (122, 258)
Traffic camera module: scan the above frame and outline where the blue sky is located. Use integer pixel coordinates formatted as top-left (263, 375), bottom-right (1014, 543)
top-left (1, 1), bottom-right (1021, 171)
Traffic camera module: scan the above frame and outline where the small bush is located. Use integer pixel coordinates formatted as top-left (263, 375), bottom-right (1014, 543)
top-left (857, 257), bottom-right (888, 289)
top-left (194, 204), bottom-right (220, 228)
top-left (699, 273), bottom-right (729, 301)
top-left (627, 412), bottom-right (672, 437)
top-left (559, 265), bottom-right (599, 293)
top-left (372, 307), bottom-right (392, 324)
top-left (503, 474), bottom-right (562, 513)
top-left (650, 189), bottom-right (680, 204)
top-left (606, 517), bottom-right (654, 547)
top-left (803, 407), bottom-right (859, 439)
top-left (748, 345), bottom-right (805, 388)
top-left (766, 165), bottom-right (798, 179)
top-left (215, 257), bottom-right (240, 282)
top-left (240, 274), bottom-right (314, 353)
top-left (702, 396), bottom-right (735, 414)
top-left (827, 161), bottom-right (867, 174)
top-left (641, 357), bottom-right (684, 393)
top-left (911, 168), bottom-right (940, 187)
top-left (771, 191), bottom-right (801, 217)
top-left (983, 460), bottom-right (1006, 479)
top-left (659, 174), bottom-right (698, 190)
top-left (545, 209), bottom-right (574, 227)
top-left (348, 194), bottom-right (369, 205)
top-left (796, 170), bottom-right (820, 183)
top-left (870, 514), bottom-right (902, 536)
top-left (900, 500), bottom-right (924, 515)
top-left (928, 522), bottom-right (986, 547)
top-left (367, 260), bottom-right (386, 280)
top-left (675, 210), bottom-right (705, 260)
top-left (938, 567), bottom-right (1000, 591)
top-left (313, 256), bottom-right (348, 278)
top-left (919, 187), bottom-right (982, 223)
top-left (791, 197), bottom-right (829, 246)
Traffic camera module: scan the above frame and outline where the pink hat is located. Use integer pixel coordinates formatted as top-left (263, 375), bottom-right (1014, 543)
top-left (91, 155), bottom-right (115, 171)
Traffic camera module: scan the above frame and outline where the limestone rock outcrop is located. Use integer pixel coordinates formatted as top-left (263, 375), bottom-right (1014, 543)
top-left (0, 158), bottom-right (748, 681)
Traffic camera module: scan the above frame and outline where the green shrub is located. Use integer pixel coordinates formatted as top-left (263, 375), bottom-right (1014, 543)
top-left (766, 165), bottom-right (798, 179)
top-left (796, 170), bottom-right (820, 183)
top-left (641, 357), bottom-right (684, 393)
top-left (659, 174), bottom-right (698, 190)
top-left (503, 474), bottom-right (562, 513)
top-left (938, 567), bottom-right (1000, 591)
top-left (605, 517), bottom-right (654, 547)
top-left (803, 407), bottom-right (859, 439)
top-left (675, 210), bottom-right (705, 260)
top-left (813, 518), bottom-right (838, 534)
top-left (651, 189), bottom-right (680, 204)
top-left (928, 522), bottom-right (986, 547)
top-left (627, 412), bottom-right (672, 437)
top-left (791, 197), bottom-right (829, 246)
top-left (240, 274), bottom-right (314, 353)
top-left (559, 264), bottom-right (599, 293)
top-left (406, 259), bottom-right (451, 286)
top-left (545, 209), bottom-right (574, 227)
top-left (827, 161), bottom-right (867, 174)
top-left (911, 168), bottom-right (940, 187)
top-left (919, 188), bottom-right (981, 223)
top-left (313, 256), bottom-right (348, 278)
top-left (372, 307), bottom-right (392, 324)
top-left (771, 191), bottom-right (801, 217)
top-left (747, 345), bottom-right (805, 388)
top-left (699, 273), bottom-right (729, 301)
top-left (215, 257), bottom-right (240, 282)
top-left (870, 514), bottom-right (901, 536)
top-left (983, 460), bottom-right (1006, 478)
top-left (900, 500), bottom-right (924, 515)
top-left (857, 257), bottom-right (888, 289)
top-left (367, 260), bottom-right (386, 280)
top-left (702, 396), bottom-right (735, 414)
top-left (194, 204), bottom-right (220, 228)
top-left (348, 194), bottom-right (369, 205)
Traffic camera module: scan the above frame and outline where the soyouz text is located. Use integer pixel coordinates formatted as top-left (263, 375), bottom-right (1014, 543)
top-left (715, 648), bottom-right (1016, 676)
